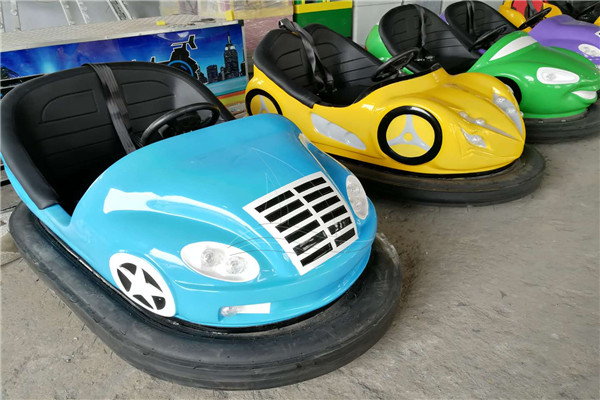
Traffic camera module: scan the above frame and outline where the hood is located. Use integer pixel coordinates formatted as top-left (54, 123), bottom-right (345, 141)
top-left (72, 114), bottom-right (342, 261)
top-left (530, 15), bottom-right (600, 65)
top-left (77, 114), bottom-right (325, 220)
top-left (534, 14), bottom-right (600, 38)
top-left (479, 31), bottom-right (597, 74)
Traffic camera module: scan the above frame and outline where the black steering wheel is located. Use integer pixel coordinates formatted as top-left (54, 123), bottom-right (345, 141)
top-left (372, 48), bottom-right (419, 82)
top-left (517, 7), bottom-right (552, 29)
top-left (575, 1), bottom-right (600, 20)
top-left (139, 103), bottom-right (221, 146)
top-left (469, 26), bottom-right (507, 51)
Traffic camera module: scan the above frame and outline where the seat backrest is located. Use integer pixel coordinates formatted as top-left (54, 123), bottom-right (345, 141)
top-left (305, 24), bottom-right (380, 91)
top-left (550, 1), bottom-right (599, 20)
top-left (445, 1), bottom-right (517, 43)
top-left (379, 4), bottom-right (479, 74)
top-left (1, 62), bottom-right (233, 214)
top-left (254, 25), bottom-right (383, 107)
top-left (253, 29), bottom-right (323, 107)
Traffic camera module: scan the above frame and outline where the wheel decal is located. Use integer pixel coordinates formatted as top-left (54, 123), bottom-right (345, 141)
top-left (386, 115), bottom-right (432, 151)
top-left (109, 253), bottom-right (176, 317)
top-left (245, 89), bottom-right (282, 116)
top-left (377, 106), bottom-right (442, 166)
top-left (257, 95), bottom-right (269, 113)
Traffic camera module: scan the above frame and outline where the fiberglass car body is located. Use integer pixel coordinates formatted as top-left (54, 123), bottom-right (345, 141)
top-left (366, 3), bottom-right (600, 142)
top-left (501, 0), bottom-right (600, 27)
top-left (499, 0), bottom-right (600, 63)
top-left (246, 20), bottom-right (544, 205)
top-left (1, 62), bottom-right (402, 389)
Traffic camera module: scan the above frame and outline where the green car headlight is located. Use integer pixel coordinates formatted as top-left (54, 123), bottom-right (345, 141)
top-left (536, 67), bottom-right (580, 85)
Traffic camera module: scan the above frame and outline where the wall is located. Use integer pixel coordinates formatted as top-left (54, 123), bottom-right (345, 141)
top-left (1, 0), bottom-right (505, 39)
top-left (0, 0), bottom-right (170, 32)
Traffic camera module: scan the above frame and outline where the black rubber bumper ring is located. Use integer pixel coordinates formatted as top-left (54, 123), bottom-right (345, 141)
top-left (339, 145), bottom-right (545, 206)
top-left (524, 101), bottom-right (600, 144)
top-left (9, 203), bottom-right (403, 390)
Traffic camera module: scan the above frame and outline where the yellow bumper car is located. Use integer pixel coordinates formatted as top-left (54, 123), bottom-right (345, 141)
top-left (245, 20), bottom-right (545, 205)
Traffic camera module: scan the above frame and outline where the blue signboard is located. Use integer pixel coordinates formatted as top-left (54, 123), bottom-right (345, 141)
top-left (1, 23), bottom-right (247, 100)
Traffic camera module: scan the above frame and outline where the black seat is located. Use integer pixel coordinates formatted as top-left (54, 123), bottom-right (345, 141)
top-left (548, 0), bottom-right (600, 22)
top-left (445, 1), bottom-right (517, 44)
top-left (0, 62), bottom-right (234, 215)
top-left (252, 23), bottom-right (381, 107)
top-left (379, 4), bottom-right (480, 74)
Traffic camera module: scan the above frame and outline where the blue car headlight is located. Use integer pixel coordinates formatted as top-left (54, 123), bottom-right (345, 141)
top-left (346, 175), bottom-right (369, 220)
top-left (181, 242), bottom-right (260, 282)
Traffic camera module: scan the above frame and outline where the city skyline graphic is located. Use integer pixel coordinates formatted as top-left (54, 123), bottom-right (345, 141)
top-left (0, 23), bottom-right (244, 81)
top-left (0, 23), bottom-right (247, 98)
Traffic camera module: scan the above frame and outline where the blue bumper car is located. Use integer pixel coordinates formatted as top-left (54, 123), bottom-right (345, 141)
top-left (1, 62), bottom-right (403, 389)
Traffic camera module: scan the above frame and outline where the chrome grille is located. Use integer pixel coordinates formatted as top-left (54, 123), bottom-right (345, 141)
top-left (244, 172), bottom-right (358, 275)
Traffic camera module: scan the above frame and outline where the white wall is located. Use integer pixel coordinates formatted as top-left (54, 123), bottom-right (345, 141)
top-left (2, 0), bottom-right (506, 37)
top-left (0, 0), bottom-right (174, 32)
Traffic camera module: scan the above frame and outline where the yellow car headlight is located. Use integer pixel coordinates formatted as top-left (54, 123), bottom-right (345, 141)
top-left (493, 94), bottom-right (524, 136)
top-left (461, 128), bottom-right (487, 149)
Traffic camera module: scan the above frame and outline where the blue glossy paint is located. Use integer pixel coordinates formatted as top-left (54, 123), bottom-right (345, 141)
top-left (3, 114), bottom-right (376, 327)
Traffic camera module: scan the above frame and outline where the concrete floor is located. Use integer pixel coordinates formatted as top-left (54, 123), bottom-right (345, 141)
top-left (1, 136), bottom-right (598, 399)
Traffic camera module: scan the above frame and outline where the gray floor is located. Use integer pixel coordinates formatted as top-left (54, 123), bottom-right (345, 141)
top-left (1, 136), bottom-right (598, 399)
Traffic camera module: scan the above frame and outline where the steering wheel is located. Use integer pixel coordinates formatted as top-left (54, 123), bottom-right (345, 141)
top-left (469, 26), bottom-right (507, 51)
top-left (575, 1), bottom-right (600, 20)
top-left (139, 103), bottom-right (221, 146)
top-left (372, 48), bottom-right (419, 82)
top-left (517, 7), bottom-right (552, 29)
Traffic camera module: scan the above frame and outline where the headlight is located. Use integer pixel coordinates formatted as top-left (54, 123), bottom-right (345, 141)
top-left (461, 128), bottom-right (487, 148)
top-left (181, 242), bottom-right (260, 282)
top-left (536, 67), bottom-right (580, 84)
top-left (311, 113), bottom-right (366, 150)
top-left (579, 44), bottom-right (600, 58)
top-left (493, 94), bottom-right (524, 136)
top-left (346, 175), bottom-right (368, 219)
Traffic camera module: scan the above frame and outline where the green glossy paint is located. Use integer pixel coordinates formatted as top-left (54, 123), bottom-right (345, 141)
top-left (294, 8), bottom-right (353, 38)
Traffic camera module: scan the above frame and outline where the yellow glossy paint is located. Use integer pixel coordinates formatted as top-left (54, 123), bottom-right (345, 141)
top-left (499, 1), bottom-right (562, 30)
top-left (246, 68), bottom-right (526, 175)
